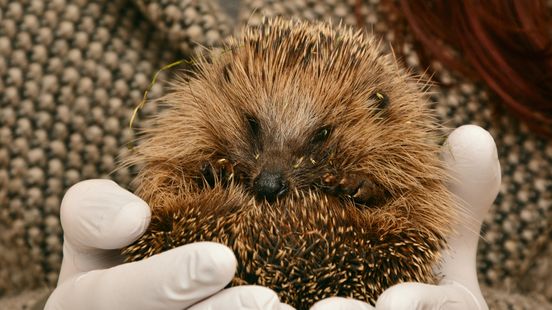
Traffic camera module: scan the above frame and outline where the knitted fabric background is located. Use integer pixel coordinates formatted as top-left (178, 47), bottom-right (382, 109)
top-left (0, 0), bottom-right (551, 309)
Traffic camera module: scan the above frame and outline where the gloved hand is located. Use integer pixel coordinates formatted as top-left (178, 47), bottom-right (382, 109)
top-left (311, 125), bottom-right (501, 310)
top-left (45, 179), bottom-right (293, 310)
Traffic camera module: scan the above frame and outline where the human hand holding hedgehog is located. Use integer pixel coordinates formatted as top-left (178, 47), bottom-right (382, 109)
top-left (46, 18), bottom-right (501, 309)
top-left (44, 125), bottom-right (499, 310)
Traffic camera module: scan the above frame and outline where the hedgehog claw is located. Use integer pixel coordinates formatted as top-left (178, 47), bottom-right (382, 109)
top-left (214, 158), bottom-right (234, 180)
top-left (322, 173), bottom-right (385, 206)
top-left (322, 173), bottom-right (336, 185)
top-left (200, 158), bottom-right (236, 188)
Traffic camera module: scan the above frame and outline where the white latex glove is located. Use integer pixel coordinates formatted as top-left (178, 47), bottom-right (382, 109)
top-left (45, 179), bottom-right (292, 310)
top-left (311, 125), bottom-right (501, 310)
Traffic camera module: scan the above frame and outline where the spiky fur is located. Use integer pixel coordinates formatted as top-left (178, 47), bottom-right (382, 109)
top-left (123, 18), bottom-right (455, 308)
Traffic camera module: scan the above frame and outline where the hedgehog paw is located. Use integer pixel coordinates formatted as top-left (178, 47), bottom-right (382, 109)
top-left (321, 173), bottom-right (386, 206)
top-left (200, 158), bottom-right (236, 188)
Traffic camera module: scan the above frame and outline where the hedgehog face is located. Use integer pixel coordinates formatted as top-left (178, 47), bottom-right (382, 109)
top-left (125, 18), bottom-right (455, 308)
top-left (233, 86), bottom-right (394, 204)
top-left (227, 84), bottom-right (398, 204)
top-left (230, 98), bottom-right (339, 203)
top-left (216, 89), bottom-right (384, 205)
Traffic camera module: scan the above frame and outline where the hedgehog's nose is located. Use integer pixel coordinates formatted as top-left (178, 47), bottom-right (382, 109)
top-left (253, 170), bottom-right (288, 202)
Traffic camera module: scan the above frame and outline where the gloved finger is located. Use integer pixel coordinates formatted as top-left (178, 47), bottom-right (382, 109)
top-left (57, 179), bottom-right (151, 283)
top-left (310, 297), bottom-right (375, 310)
top-left (442, 125), bottom-right (501, 221)
top-left (443, 125), bottom-right (500, 218)
top-left (440, 125), bottom-right (498, 310)
top-left (45, 242), bottom-right (236, 310)
top-left (188, 285), bottom-right (292, 310)
top-left (60, 179), bottom-right (151, 251)
top-left (375, 281), bottom-right (479, 310)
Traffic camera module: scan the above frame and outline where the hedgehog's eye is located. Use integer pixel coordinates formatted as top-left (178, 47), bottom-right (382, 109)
top-left (370, 92), bottom-right (389, 110)
top-left (311, 126), bottom-right (332, 144)
top-left (246, 115), bottom-right (261, 138)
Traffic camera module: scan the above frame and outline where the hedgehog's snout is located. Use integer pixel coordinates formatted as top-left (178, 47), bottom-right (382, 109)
top-left (253, 170), bottom-right (288, 202)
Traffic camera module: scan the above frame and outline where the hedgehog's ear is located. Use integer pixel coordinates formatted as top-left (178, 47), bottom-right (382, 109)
top-left (370, 92), bottom-right (389, 110)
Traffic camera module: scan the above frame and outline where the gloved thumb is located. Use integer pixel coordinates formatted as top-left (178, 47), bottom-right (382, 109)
top-left (60, 179), bottom-right (151, 251)
top-left (58, 179), bottom-right (151, 283)
top-left (46, 242), bottom-right (236, 310)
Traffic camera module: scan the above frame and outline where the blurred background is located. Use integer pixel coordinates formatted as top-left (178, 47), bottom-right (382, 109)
top-left (0, 0), bottom-right (550, 309)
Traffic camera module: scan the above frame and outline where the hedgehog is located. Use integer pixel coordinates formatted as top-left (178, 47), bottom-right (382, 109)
top-left (123, 18), bottom-right (456, 309)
